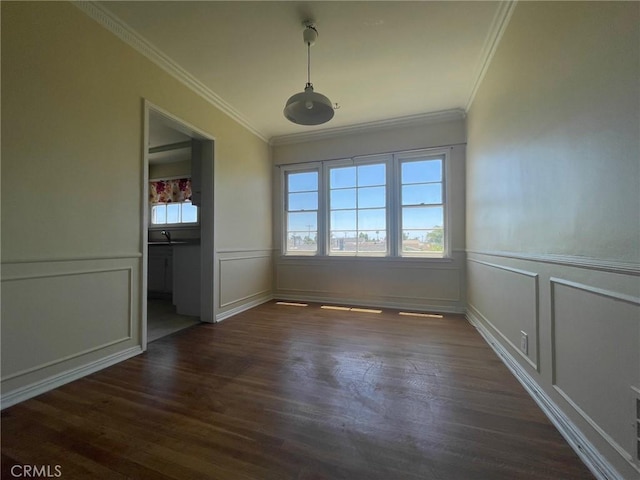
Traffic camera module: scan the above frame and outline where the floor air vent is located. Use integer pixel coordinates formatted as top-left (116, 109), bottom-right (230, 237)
top-left (634, 387), bottom-right (640, 467)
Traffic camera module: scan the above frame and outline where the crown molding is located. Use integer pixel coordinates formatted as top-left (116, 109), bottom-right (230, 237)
top-left (73, 1), bottom-right (269, 143)
top-left (269, 109), bottom-right (466, 147)
top-left (465, 1), bottom-right (518, 112)
top-left (75, 1), bottom-right (514, 145)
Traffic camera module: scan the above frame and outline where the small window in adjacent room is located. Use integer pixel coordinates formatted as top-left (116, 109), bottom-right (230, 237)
top-left (149, 177), bottom-right (198, 226)
top-left (151, 201), bottom-right (198, 225)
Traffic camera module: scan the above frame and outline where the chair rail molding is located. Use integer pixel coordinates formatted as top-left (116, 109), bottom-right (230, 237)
top-left (466, 249), bottom-right (640, 276)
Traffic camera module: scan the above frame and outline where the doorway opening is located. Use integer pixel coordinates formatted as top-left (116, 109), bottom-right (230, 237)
top-left (142, 102), bottom-right (216, 349)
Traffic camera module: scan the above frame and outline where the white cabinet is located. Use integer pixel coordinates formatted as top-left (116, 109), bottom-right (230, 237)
top-left (172, 244), bottom-right (201, 317)
top-left (148, 246), bottom-right (173, 296)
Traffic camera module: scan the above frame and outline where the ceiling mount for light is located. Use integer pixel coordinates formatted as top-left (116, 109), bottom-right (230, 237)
top-left (283, 21), bottom-right (335, 126)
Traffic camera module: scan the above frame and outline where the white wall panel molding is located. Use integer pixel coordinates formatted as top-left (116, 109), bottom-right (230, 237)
top-left (73, 2), bottom-right (267, 142)
top-left (276, 258), bottom-right (464, 312)
top-left (277, 256), bottom-right (459, 269)
top-left (1, 266), bottom-right (134, 285)
top-left (467, 249), bottom-right (640, 276)
top-left (1, 335), bottom-right (133, 383)
top-left (218, 252), bottom-right (273, 310)
top-left (219, 289), bottom-right (273, 309)
top-left (217, 248), bottom-right (276, 254)
top-left (215, 294), bottom-right (274, 323)
top-left (276, 286), bottom-right (461, 305)
top-left (467, 257), bottom-right (540, 278)
top-left (2, 266), bottom-right (136, 380)
top-left (1, 346), bottom-right (142, 410)
top-left (2, 253), bottom-right (142, 264)
top-left (550, 278), bottom-right (640, 308)
top-left (466, 309), bottom-right (624, 480)
top-left (217, 250), bottom-right (273, 261)
top-left (277, 286), bottom-right (335, 296)
top-left (550, 277), bottom-right (640, 472)
top-left (467, 302), bottom-right (538, 372)
top-left (467, 259), bottom-right (539, 370)
top-left (553, 386), bottom-right (640, 477)
top-left (1, 258), bottom-right (141, 408)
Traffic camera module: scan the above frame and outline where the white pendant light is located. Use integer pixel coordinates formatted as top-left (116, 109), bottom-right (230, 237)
top-left (284, 22), bottom-right (335, 126)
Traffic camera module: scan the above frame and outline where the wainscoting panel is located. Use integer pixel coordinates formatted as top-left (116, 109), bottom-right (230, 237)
top-left (467, 258), bottom-right (539, 369)
top-left (218, 250), bottom-right (273, 314)
top-left (275, 254), bottom-right (465, 313)
top-left (467, 251), bottom-right (640, 480)
top-left (1, 256), bottom-right (141, 406)
top-left (551, 278), bottom-right (640, 466)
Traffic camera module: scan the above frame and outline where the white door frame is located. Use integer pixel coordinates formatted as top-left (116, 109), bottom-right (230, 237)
top-left (141, 100), bottom-right (217, 350)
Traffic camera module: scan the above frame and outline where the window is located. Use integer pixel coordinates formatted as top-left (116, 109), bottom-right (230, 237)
top-left (149, 177), bottom-right (198, 226)
top-left (151, 201), bottom-right (198, 225)
top-left (400, 157), bottom-right (444, 255)
top-left (285, 170), bottom-right (319, 254)
top-left (281, 148), bottom-right (448, 258)
top-left (329, 162), bottom-right (387, 255)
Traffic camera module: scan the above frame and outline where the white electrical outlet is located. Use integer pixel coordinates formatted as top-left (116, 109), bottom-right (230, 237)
top-left (520, 331), bottom-right (528, 355)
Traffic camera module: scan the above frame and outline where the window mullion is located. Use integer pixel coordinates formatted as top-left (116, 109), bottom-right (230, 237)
top-left (390, 154), bottom-right (400, 257)
top-left (319, 163), bottom-right (327, 255)
top-left (355, 168), bottom-right (360, 254)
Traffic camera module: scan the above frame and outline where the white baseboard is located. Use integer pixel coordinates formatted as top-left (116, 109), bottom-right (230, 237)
top-left (1, 346), bottom-right (143, 410)
top-left (215, 294), bottom-right (274, 323)
top-left (466, 308), bottom-right (623, 480)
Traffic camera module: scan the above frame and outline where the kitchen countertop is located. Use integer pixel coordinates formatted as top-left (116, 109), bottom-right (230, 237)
top-left (148, 240), bottom-right (200, 246)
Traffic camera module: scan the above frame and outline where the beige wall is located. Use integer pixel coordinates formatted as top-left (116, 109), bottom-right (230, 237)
top-left (467, 2), bottom-right (639, 263)
top-left (272, 118), bottom-right (467, 312)
top-left (466, 2), bottom-right (639, 478)
top-left (272, 116), bottom-right (466, 166)
top-left (3, 3), bottom-right (639, 476)
top-left (1, 1), bottom-right (272, 403)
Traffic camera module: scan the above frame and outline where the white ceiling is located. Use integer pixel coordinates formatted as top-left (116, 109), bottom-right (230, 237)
top-left (96, 1), bottom-right (506, 142)
top-left (148, 111), bottom-right (192, 164)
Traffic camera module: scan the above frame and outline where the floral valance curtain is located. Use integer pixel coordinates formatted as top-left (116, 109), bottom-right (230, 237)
top-left (149, 178), bottom-right (192, 204)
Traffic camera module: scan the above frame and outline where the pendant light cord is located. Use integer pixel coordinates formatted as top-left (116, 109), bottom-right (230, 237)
top-left (306, 41), bottom-right (312, 87)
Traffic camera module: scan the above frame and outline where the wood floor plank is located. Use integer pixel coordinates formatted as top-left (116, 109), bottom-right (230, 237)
top-left (2, 301), bottom-right (595, 479)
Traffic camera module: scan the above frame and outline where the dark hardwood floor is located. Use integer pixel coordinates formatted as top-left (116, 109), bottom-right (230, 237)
top-left (1, 301), bottom-right (594, 479)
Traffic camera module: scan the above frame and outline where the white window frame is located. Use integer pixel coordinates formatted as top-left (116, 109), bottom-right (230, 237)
top-left (394, 150), bottom-right (448, 258)
top-left (280, 147), bottom-right (450, 259)
top-left (325, 154), bottom-right (392, 257)
top-left (149, 200), bottom-right (199, 228)
top-left (281, 162), bottom-right (323, 256)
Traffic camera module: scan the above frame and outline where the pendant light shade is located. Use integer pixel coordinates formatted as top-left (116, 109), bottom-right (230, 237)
top-left (284, 84), bottom-right (334, 125)
top-left (283, 22), bottom-right (334, 126)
